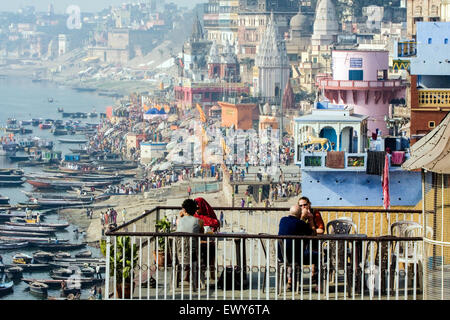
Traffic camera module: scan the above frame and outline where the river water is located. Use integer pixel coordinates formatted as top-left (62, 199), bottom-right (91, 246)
top-left (0, 76), bottom-right (114, 300)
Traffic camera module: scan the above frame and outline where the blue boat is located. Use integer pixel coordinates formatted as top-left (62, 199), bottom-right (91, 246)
top-left (0, 274), bottom-right (14, 296)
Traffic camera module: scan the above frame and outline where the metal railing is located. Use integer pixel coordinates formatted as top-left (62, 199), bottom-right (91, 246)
top-left (318, 79), bottom-right (406, 90)
top-left (104, 207), bottom-right (424, 300)
top-left (104, 232), bottom-right (423, 300)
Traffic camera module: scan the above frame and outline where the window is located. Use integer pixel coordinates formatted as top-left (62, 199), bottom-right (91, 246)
top-left (349, 70), bottom-right (363, 81)
top-left (428, 121), bottom-right (436, 128)
top-left (377, 70), bottom-right (387, 80)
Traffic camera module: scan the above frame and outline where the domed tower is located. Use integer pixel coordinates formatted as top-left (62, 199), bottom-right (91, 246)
top-left (311, 0), bottom-right (339, 47)
top-left (290, 10), bottom-right (313, 41)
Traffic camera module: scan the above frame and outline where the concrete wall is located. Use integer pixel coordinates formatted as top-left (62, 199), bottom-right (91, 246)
top-left (332, 50), bottom-right (389, 81)
top-left (301, 170), bottom-right (422, 207)
top-left (411, 22), bottom-right (450, 76)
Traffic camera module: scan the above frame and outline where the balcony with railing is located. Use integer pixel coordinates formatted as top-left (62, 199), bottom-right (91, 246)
top-left (417, 89), bottom-right (450, 108)
top-left (104, 206), bottom-right (426, 300)
top-left (317, 79), bottom-right (406, 91)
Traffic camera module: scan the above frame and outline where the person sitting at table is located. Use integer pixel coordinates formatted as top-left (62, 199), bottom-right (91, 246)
top-left (298, 196), bottom-right (324, 284)
top-left (194, 197), bottom-right (220, 232)
top-left (298, 196), bottom-right (324, 235)
top-left (278, 204), bottom-right (316, 290)
top-left (175, 199), bottom-right (204, 285)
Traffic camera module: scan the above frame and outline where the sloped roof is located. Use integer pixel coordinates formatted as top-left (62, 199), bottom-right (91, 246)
top-left (402, 112), bottom-right (450, 173)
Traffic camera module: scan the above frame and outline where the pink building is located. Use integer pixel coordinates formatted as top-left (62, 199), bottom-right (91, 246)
top-left (317, 50), bottom-right (406, 136)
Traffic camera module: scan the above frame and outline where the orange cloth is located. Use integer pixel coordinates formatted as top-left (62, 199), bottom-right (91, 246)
top-left (313, 209), bottom-right (325, 231)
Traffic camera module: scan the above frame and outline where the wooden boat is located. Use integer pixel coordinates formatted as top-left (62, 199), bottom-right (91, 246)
top-left (49, 261), bottom-right (105, 272)
top-left (31, 119), bottom-right (42, 126)
top-left (22, 277), bottom-right (101, 288)
top-left (5, 266), bottom-right (23, 279)
top-left (0, 275), bottom-right (14, 296)
top-left (57, 138), bottom-right (87, 144)
top-left (52, 129), bottom-right (69, 136)
top-left (0, 224), bottom-right (57, 233)
top-left (0, 230), bottom-right (54, 237)
top-left (26, 198), bottom-right (90, 207)
top-left (74, 250), bottom-right (92, 258)
top-left (0, 168), bottom-right (24, 175)
top-left (28, 281), bottom-right (48, 296)
top-left (61, 287), bottom-right (81, 297)
top-left (32, 251), bottom-right (55, 263)
top-left (0, 180), bottom-right (25, 187)
top-left (57, 107), bottom-right (64, 113)
top-left (54, 251), bottom-right (71, 259)
top-left (50, 266), bottom-right (95, 278)
top-left (13, 253), bottom-right (33, 263)
top-left (8, 155), bottom-right (30, 162)
top-left (32, 242), bottom-right (87, 251)
top-left (25, 179), bottom-right (51, 188)
top-left (69, 148), bottom-right (88, 154)
top-left (20, 120), bottom-right (32, 126)
top-left (39, 123), bottom-right (52, 130)
top-left (6, 221), bottom-right (70, 230)
top-left (0, 241), bottom-right (29, 250)
top-left (0, 236), bottom-right (69, 244)
top-left (0, 195), bottom-right (10, 205)
top-left (0, 174), bottom-right (24, 181)
top-left (6, 263), bottom-right (51, 272)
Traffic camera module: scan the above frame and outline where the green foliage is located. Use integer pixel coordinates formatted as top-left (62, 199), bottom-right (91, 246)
top-left (100, 236), bottom-right (139, 282)
top-left (155, 216), bottom-right (171, 250)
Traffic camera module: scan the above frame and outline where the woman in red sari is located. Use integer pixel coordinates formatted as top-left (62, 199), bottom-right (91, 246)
top-left (194, 197), bottom-right (220, 232)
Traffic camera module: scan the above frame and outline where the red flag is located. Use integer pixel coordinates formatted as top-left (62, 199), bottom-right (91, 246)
top-left (382, 154), bottom-right (390, 209)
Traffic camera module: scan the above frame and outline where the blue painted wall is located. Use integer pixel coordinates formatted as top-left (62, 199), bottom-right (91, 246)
top-left (301, 170), bottom-right (422, 207)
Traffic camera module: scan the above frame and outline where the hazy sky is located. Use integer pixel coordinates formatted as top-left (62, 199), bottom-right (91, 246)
top-left (0, 0), bottom-right (206, 13)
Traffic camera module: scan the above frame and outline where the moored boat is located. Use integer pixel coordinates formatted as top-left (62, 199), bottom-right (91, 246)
top-left (39, 123), bottom-right (52, 130)
top-left (0, 195), bottom-right (10, 205)
top-left (5, 265), bottom-right (23, 279)
top-left (28, 281), bottom-right (48, 296)
top-left (22, 277), bottom-right (101, 288)
top-left (6, 221), bottom-right (70, 230)
top-left (32, 242), bottom-right (87, 251)
top-left (57, 138), bottom-right (88, 144)
top-left (0, 224), bottom-right (58, 233)
top-left (32, 251), bottom-right (55, 263)
top-left (0, 241), bottom-right (29, 250)
top-left (0, 180), bottom-right (25, 187)
top-left (0, 275), bottom-right (14, 296)
top-left (8, 155), bottom-right (30, 162)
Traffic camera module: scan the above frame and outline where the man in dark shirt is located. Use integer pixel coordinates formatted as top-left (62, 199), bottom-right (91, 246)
top-left (278, 204), bottom-right (315, 264)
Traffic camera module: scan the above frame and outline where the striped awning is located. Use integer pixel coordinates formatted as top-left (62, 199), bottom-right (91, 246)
top-left (402, 113), bottom-right (450, 173)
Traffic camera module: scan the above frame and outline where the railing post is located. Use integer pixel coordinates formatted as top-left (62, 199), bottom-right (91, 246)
top-left (105, 235), bottom-right (111, 300)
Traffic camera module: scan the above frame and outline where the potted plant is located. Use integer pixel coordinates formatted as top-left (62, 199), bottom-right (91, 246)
top-left (154, 216), bottom-right (172, 267)
top-left (100, 236), bottom-right (138, 298)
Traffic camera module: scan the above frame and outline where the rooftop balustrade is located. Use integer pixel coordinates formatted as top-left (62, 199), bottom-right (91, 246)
top-left (104, 206), bottom-right (425, 300)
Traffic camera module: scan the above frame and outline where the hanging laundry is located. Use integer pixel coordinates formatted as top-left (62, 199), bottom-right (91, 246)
top-left (325, 151), bottom-right (345, 169)
top-left (391, 151), bottom-right (405, 165)
top-left (366, 151), bottom-right (386, 175)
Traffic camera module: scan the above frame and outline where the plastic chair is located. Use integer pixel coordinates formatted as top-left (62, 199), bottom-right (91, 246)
top-left (324, 219), bottom-right (358, 296)
top-left (327, 218), bottom-right (358, 235)
top-left (363, 237), bottom-right (393, 295)
top-left (390, 222), bottom-right (433, 293)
